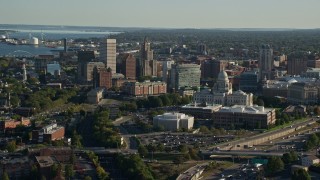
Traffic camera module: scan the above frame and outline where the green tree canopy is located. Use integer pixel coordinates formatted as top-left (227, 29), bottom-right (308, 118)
top-left (292, 169), bottom-right (311, 180)
top-left (266, 156), bottom-right (284, 174)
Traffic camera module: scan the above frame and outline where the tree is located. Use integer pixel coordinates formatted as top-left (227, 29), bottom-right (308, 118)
top-left (6, 140), bottom-right (17, 152)
top-left (50, 163), bottom-right (59, 179)
top-left (2, 172), bottom-right (9, 180)
top-left (257, 99), bottom-right (264, 106)
top-left (266, 156), bottom-right (284, 174)
top-left (173, 156), bottom-right (186, 166)
top-left (84, 176), bottom-right (92, 180)
top-left (138, 145), bottom-right (148, 157)
top-left (27, 77), bottom-right (40, 85)
top-left (156, 143), bottom-right (165, 152)
top-left (310, 133), bottom-right (319, 146)
top-left (71, 130), bottom-right (82, 148)
top-left (64, 164), bottom-right (74, 180)
top-left (292, 169), bottom-right (311, 180)
top-left (178, 144), bottom-right (188, 154)
top-left (199, 126), bottom-right (210, 133)
top-left (96, 166), bottom-right (109, 180)
top-left (282, 152), bottom-right (293, 164)
top-left (290, 151), bottom-right (298, 162)
top-left (159, 94), bottom-right (171, 106)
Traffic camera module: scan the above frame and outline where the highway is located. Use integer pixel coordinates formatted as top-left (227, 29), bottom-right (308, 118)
top-left (206, 118), bottom-right (317, 150)
top-left (202, 150), bottom-right (285, 157)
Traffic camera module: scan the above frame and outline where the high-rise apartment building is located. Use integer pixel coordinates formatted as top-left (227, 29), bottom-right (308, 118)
top-left (100, 39), bottom-right (116, 74)
top-left (201, 59), bottom-right (228, 79)
top-left (169, 64), bottom-right (201, 91)
top-left (118, 53), bottom-right (136, 79)
top-left (93, 67), bottom-right (112, 89)
top-left (287, 52), bottom-right (308, 75)
top-left (259, 44), bottom-right (273, 80)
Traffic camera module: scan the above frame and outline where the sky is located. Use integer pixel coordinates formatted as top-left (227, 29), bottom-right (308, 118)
top-left (0, 0), bottom-right (319, 29)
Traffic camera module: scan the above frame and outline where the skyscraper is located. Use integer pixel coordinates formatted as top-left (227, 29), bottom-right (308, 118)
top-left (139, 37), bottom-right (157, 77)
top-left (169, 64), bottom-right (201, 91)
top-left (93, 67), bottom-right (112, 89)
top-left (259, 44), bottom-right (273, 80)
top-left (287, 52), bottom-right (308, 75)
top-left (77, 51), bottom-right (95, 82)
top-left (100, 39), bottom-right (116, 74)
top-left (120, 53), bottom-right (136, 79)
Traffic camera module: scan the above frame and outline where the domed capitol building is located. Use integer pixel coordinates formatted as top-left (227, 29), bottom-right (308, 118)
top-left (193, 70), bottom-right (253, 106)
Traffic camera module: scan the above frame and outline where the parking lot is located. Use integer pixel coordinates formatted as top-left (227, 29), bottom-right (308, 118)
top-left (138, 133), bottom-right (235, 150)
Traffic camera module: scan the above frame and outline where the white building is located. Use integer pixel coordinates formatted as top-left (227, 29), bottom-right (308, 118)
top-left (87, 88), bottom-right (104, 104)
top-left (301, 155), bottom-right (320, 167)
top-left (193, 70), bottom-right (253, 106)
top-left (100, 39), bottom-right (116, 74)
top-left (153, 112), bottom-right (194, 131)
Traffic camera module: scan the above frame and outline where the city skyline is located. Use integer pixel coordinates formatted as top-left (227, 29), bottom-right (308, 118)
top-left (1, 0), bottom-right (320, 29)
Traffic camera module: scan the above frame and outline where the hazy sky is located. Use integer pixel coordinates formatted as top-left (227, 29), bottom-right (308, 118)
top-left (1, 0), bottom-right (319, 28)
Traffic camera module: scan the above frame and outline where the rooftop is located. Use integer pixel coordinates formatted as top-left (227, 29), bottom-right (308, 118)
top-left (35, 156), bottom-right (55, 168)
top-left (218, 105), bottom-right (273, 114)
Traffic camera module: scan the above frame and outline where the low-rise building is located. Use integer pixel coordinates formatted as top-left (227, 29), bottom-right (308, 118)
top-left (153, 112), bottom-right (194, 131)
top-left (87, 88), bottom-right (104, 104)
top-left (0, 117), bottom-right (31, 133)
top-left (0, 156), bottom-right (30, 179)
top-left (122, 81), bottom-right (167, 97)
top-left (35, 156), bottom-right (56, 180)
top-left (301, 155), bottom-right (320, 167)
top-left (180, 103), bottom-right (222, 119)
top-left (287, 82), bottom-right (318, 105)
top-left (213, 105), bottom-right (276, 129)
top-left (32, 123), bottom-right (65, 143)
top-left (283, 105), bottom-right (307, 116)
top-left (39, 147), bottom-right (72, 163)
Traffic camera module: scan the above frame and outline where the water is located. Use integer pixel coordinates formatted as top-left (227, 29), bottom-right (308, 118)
top-left (0, 24), bottom-right (120, 56)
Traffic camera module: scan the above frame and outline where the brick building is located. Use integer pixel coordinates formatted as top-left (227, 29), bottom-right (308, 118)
top-left (32, 123), bottom-right (65, 143)
top-left (122, 81), bottom-right (167, 96)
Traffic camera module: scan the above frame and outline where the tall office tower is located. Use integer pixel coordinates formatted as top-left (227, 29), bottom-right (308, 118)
top-left (140, 37), bottom-right (155, 77)
top-left (100, 39), bottom-right (116, 74)
top-left (162, 60), bottom-right (174, 83)
top-left (85, 62), bottom-right (105, 82)
top-left (93, 67), bottom-right (112, 89)
top-left (201, 59), bottom-right (228, 79)
top-left (259, 44), bottom-right (273, 80)
top-left (198, 43), bottom-right (207, 55)
top-left (119, 53), bottom-right (136, 79)
top-left (143, 60), bottom-right (157, 77)
top-left (77, 51), bottom-right (95, 82)
top-left (169, 64), bottom-right (201, 91)
top-left (287, 52), bottom-right (308, 75)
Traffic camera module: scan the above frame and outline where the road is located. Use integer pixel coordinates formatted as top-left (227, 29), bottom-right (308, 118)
top-left (177, 162), bottom-right (207, 180)
top-left (206, 118), bottom-right (317, 151)
top-left (112, 116), bottom-right (132, 149)
top-left (202, 150), bottom-right (285, 157)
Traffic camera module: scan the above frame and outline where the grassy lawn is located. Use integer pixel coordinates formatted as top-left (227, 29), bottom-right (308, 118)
top-left (267, 118), bottom-right (307, 132)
